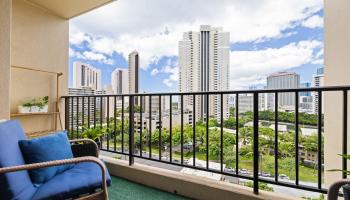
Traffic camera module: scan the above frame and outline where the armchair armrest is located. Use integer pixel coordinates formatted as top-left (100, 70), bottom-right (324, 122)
top-left (328, 179), bottom-right (350, 200)
top-left (0, 156), bottom-right (108, 200)
top-left (70, 139), bottom-right (99, 157)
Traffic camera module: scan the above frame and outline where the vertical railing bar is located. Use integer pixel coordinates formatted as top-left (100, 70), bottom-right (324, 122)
top-left (82, 97), bottom-right (85, 131)
top-left (64, 98), bottom-right (69, 137)
top-left (76, 97), bottom-right (79, 139)
top-left (170, 95), bottom-right (173, 163)
top-left (181, 95), bottom-right (184, 164)
top-left (129, 95), bottom-right (134, 165)
top-left (206, 94), bottom-right (209, 169)
top-left (100, 97), bottom-right (103, 148)
top-left (88, 97), bottom-right (90, 128)
top-left (70, 97), bottom-right (74, 139)
top-left (114, 96), bottom-right (117, 152)
top-left (295, 91), bottom-right (299, 185)
top-left (220, 93), bottom-right (224, 172)
top-left (159, 95), bottom-right (162, 160)
top-left (193, 94), bottom-right (196, 167)
top-left (122, 96), bottom-right (124, 153)
top-left (343, 90), bottom-right (348, 179)
top-left (149, 96), bottom-right (152, 159)
top-left (107, 97), bottom-right (110, 150)
top-left (253, 92), bottom-right (259, 194)
top-left (236, 93), bottom-right (239, 175)
top-left (317, 91), bottom-right (322, 189)
top-left (94, 97), bottom-right (96, 128)
top-left (140, 96), bottom-right (143, 157)
top-left (275, 92), bottom-right (279, 182)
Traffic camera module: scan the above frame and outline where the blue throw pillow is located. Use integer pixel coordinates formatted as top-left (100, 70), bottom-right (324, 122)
top-left (18, 131), bottom-right (74, 186)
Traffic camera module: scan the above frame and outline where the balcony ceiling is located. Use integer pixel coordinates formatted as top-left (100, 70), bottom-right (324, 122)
top-left (26, 0), bottom-right (114, 19)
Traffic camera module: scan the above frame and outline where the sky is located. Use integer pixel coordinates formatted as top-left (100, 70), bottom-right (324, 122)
top-left (69, 0), bottom-right (324, 92)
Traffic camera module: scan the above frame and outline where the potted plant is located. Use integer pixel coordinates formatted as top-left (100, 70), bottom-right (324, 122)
top-left (329, 154), bottom-right (350, 199)
top-left (37, 96), bottom-right (49, 112)
top-left (81, 125), bottom-right (105, 148)
top-left (18, 99), bottom-right (33, 113)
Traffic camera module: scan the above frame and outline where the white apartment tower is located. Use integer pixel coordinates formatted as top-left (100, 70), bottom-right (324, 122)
top-left (179, 25), bottom-right (230, 120)
top-left (267, 72), bottom-right (300, 109)
top-left (73, 61), bottom-right (101, 91)
top-left (111, 68), bottom-right (129, 94)
top-left (128, 51), bottom-right (139, 94)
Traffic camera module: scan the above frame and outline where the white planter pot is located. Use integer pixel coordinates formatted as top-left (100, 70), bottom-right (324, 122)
top-left (30, 106), bottom-right (40, 113)
top-left (39, 105), bottom-right (48, 112)
top-left (18, 106), bottom-right (31, 113)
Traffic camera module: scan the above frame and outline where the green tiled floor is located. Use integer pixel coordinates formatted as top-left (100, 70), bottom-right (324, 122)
top-left (108, 177), bottom-right (190, 200)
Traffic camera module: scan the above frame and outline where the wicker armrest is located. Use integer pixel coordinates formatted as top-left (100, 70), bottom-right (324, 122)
top-left (70, 139), bottom-right (99, 158)
top-left (328, 179), bottom-right (350, 200)
top-left (0, 156), bottom-right (108, 200)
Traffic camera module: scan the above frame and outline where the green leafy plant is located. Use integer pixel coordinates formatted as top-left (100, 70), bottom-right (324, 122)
top-left (35, 96), bottom-right (49, 109)
top-left (81, 125), bottom-right (105, 141)
top-left (22, 99), bottom-right (34, 107)
top-left (328, 154), bottom-right (350, 175)
top-left (244, 181), bottom-right (274, 192)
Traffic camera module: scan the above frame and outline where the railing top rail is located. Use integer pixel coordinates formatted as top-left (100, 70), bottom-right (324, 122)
top-left (62, 85), bottom-right (350, 98)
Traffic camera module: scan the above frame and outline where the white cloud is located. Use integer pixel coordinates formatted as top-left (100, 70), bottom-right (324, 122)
top-left (151, 68), bottom-right (159, 76)
top-left (302, 15), bottom-right (323, 29)
top-left (162, 65), bottom-right (179, 87)
top-left (230, 40), bottom-right (323, 89)
top-left (70, 0), bottom-right (323, 70)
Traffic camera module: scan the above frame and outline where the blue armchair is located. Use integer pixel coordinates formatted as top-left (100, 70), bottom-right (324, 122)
top-left (0, 120), bottom-right (111, 200)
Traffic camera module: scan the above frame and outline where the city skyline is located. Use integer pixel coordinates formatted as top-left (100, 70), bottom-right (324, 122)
top-left (69, 0), bottom-right (323, 92)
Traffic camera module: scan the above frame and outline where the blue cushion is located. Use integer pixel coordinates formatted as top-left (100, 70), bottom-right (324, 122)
top-left (32, 161), bottom-right (111, 200)
top-left (19, 131), bottom-right (74, 186)
top-left (0, 120), bottom-right (37, 200)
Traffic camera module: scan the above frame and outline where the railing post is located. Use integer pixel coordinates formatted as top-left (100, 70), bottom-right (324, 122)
top-left (253, 92), bottom-right (259, 194)
top-left (129, 95), bottom-right (135, 166)
top-left (64, 97), bottom-right (70, 137)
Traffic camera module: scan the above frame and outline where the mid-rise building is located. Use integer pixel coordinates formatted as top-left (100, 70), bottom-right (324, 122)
top-left (68, 87), bottom-right (106, 127)
top-left (111, 68), bottom-right (129, 94)
top-left (313, 67), bottom-right (324, 114)
top-left (73, 61), bottom-right (101, 91)
top-left (178, 25), bottom-right (230, 121)
top-left (267, 72), bottom-right (300, 110)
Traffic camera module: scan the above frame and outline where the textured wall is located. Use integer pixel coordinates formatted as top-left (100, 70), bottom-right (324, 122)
top-left (10, 0), bottom-right (68, 133)
top-left (0, 0), bottom-right (11, 120)
top-left (324, 0), bottom-right (350, 186)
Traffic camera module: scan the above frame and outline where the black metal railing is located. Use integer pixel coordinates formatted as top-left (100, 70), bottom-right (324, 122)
top-left (62, 86), bottom-right (350, 195)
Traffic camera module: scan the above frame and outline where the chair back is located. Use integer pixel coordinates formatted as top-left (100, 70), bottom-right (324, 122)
top-left (0, 120), bottom-right (36, 200)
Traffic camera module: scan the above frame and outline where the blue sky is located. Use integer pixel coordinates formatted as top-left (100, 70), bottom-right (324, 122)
top-left (69, 0), bottom-right (324, 92)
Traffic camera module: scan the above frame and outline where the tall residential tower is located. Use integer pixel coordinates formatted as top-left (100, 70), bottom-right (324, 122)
top-left (179, 25), bottom-right (230, 120)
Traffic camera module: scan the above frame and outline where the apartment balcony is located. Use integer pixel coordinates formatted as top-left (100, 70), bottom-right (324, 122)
top-left (1, 0), bottom-right (350, 200)
top-left (61, 86), bottom-right (349, 200)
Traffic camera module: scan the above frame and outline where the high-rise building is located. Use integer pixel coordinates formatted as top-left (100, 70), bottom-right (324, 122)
top-left (111, 68), bottom-right (129, 94)
top-left (73, 61), bottom-right (101, 91)
top-left (128, 51), bottom-right (139, 94)
top-left (313, 67), bottom-right (324, 114)
top-left (267, 72), bottom-right (300, 110)
top-left (178, 25), bottom-right (230, 121)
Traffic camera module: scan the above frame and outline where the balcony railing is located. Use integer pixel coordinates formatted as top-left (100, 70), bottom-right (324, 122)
top-left (62, 86), bottom-right (350, 195)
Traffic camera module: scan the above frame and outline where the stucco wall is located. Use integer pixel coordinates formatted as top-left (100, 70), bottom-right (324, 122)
top-left (324, 0), bottom-right (350, 186)
top-left (0, 0), bottom-right (11, 120)
top-left (10, 0), bottom-right (68, 134)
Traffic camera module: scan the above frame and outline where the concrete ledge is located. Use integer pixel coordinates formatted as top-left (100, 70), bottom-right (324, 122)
top-left (101, 156), bottom-right (299, 200)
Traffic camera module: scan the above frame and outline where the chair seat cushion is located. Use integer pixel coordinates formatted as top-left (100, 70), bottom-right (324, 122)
top-left (31, 161), bottom-right (111, 200)
top-left (19, 131), bottom-right (74, 186)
